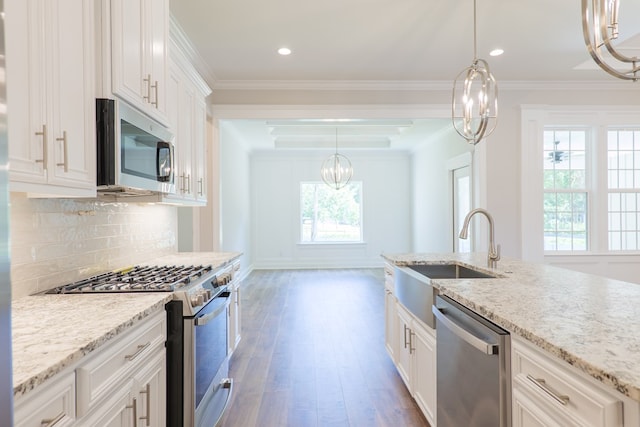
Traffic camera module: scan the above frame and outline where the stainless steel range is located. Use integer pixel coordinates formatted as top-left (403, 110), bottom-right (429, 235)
top-left (45, 264), bottom-right (234, 427)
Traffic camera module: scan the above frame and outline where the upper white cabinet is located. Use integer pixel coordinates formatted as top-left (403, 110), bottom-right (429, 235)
top-left (163, 41), bottom-right (211, 206)
top-left (6, 0), bottom-right (96, 197)
top-left (109, 0), bottom-right (169, 125)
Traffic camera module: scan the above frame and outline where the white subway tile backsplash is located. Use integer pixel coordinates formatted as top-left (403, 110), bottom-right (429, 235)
top-left (10, 193), bottom-right (178, 298)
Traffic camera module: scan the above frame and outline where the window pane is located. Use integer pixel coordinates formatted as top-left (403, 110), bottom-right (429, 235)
top-left (300, 182), bottom-right (362, 243)
top-left (608, 129), bottom-right (640, 250)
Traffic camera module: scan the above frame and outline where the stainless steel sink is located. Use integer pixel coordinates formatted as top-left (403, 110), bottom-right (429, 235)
top-left (407, 263), bottom-right (497, 279)
top-left (394, 263), bottom-right (498, 328)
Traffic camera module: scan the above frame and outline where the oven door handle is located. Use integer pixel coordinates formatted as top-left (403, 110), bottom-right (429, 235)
top-left (195, 299), bottom-right (229, 326)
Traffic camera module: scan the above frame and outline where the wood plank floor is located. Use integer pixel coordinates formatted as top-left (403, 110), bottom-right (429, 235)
top-left (220, 269), bottom-right (431, 427)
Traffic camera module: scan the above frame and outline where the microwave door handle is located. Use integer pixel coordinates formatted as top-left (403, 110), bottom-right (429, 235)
top-left (432, 306), bottom-right (498, 355)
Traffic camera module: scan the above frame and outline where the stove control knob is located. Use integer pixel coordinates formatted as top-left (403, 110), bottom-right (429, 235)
top-left (205, 289), bottom-right (212, 300)
top-left (200, 290), bottom-right (210, 303)
top-left (191, 294), bottom-right (204, 307)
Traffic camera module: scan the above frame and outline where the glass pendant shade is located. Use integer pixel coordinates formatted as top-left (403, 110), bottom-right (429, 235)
top-left (451, 0), bottom-right (498, 145)
top-left (582, 0), bottom-right (639, 81)
top-left (320, 129), bottom-right (353, 190)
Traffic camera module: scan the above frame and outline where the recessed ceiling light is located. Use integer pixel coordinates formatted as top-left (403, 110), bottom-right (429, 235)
top-left (489, 48), bottom-right (504, 57)
top-left (278, 47), bottom-right (292, 56)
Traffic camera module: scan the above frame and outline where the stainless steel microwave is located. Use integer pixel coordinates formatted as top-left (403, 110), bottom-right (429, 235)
top-left (96, 98), bottom-right (175, 196)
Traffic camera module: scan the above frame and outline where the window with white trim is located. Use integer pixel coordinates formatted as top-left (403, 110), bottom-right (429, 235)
top-left (543, 129), bottom-right (588, 251)
top-left (300, 181), bottom-right (363, 243)
top-left (541, 125), bottom-right (640, 253)
top-left (607, 129), bottom-right (640, 250)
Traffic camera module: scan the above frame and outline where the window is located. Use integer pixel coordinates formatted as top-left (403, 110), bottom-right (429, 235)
top-left (540, 124), bottom-right (640, 253)
top-left (300, 182), bottom-right (362, 243)
top-left (543, 129), bottom-right (588, 251)
top-left (607, 129), bottom-right (640, 250)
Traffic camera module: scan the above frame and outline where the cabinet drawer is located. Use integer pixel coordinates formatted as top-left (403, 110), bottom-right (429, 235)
top-left (512, 339), bottom-right (622, 427)
top-left (76, 311), bottom-right (166, 416)
top-left (14, 372), bottom-right (75, 427)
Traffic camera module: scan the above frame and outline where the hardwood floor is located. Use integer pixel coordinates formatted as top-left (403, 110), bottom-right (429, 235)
top-left (220, 269), bottom-right (430, 427)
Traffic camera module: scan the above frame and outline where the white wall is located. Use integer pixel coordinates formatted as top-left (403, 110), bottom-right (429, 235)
top-left (249, 150), bottom-right (412, 268)
top-left (412, 129), bottom-right (473, 253)
top-left (219, 122), bottom-right (252, 271)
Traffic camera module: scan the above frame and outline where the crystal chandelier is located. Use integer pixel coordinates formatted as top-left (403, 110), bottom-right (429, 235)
top-left (451, 0), bottom-right (498, 145)
top-left (320, 129), bottom-right (353, 190)
top-left (582, 0), bottom-right (639, 81)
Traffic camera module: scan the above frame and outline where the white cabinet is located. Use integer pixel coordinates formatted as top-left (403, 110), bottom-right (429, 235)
top-left (14, 372), bottom-right (76, 427)
top-left (163, 45), bottom-right (211, 206)
top-left (109, 0), bottom-right (169, 125)
top-left (394, 301), bottom-right (437, 427)
top-left (6, 0), bottom-right (96, 197)
top-left (228, 261), bottom-right (242, 353)
top-left (411, 318), bottom-right (437, 424)
top-left (384, 264), bottom-right (398, 363)
top-left (76, 311), bottom-right (166, 425)
top-left (512, 336), bottom-right (640, 427)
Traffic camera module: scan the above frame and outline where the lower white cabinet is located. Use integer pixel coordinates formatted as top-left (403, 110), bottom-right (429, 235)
top-left (512, 336), bottom-right (640, 427)
top-left (228, 261), bottom-right (242, 354)
top-left (14, 310), bottom-right (167, 427)
top-left (14, 372), bottom-right (76, 427)
top-left (384, 264), bottom-right (398, 363)
top-left (394, 301), bottom-right (437, 427)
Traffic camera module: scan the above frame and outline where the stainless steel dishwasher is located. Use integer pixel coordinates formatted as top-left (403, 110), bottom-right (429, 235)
top-left (432, 295), bottom-right (511, 427)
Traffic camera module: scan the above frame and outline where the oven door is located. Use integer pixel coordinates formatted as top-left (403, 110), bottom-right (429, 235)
top-left (184, 290), bottom-right (233, 427)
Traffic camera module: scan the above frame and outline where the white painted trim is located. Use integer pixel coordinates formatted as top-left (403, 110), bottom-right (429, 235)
top-left (211, 80), bottom-right (640, 92)
top-left (446, 152), bottom-right (473, 171)
top-left (169, 14), bottom-right (217, 89)
top-left (211, 104), bottom-right (452, 119)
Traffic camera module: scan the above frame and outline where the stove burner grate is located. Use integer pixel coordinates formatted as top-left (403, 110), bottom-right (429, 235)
top-left (44, 265), bottom-right (214, 294)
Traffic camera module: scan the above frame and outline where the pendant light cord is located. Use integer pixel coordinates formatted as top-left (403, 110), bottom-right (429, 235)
top-left (473, 0), bottom-right (478, 60)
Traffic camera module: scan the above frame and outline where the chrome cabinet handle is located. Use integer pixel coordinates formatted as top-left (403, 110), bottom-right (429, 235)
top-left (151, 80), bottom-right (158, 107)
top-left (56, 131), bottom-right (68, 172)
top-left (526, 374), bottom-right (570, 406)
top-left (35, 124), bottom-right (48, 166)
top-left (403, 324), bottom-right (409, 349)
top-left (126, 397), bottom-right (138, 427)
top-left (409, 330), bottom-right (415, 354)
top-left (41, 412), bottom-right (64, 427)
top-left (139, 383), bottom-right (151, 426)
top-left (143, 74), bottom-right (151, 102)
top-left (198, 177), bottom-right (204, 195)
top-left (124, 342), bottom-right (150, 361)
top-left (432, 306), bottom-right (499, 355)
top-left (179, 174), bottom-right (186, 193)
top-left (186, 173), bottom-right (191, 194)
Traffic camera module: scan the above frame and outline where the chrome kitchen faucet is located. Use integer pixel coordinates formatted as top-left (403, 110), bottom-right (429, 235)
top-left (459, 208), bottom-right (501, 268)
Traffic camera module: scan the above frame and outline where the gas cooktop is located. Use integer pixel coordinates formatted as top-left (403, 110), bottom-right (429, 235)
top-left (44, 265), bottom-right (214, 294)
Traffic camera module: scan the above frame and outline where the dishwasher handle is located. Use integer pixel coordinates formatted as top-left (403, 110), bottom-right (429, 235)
top-left (432, 305), bottom-right (499, 355)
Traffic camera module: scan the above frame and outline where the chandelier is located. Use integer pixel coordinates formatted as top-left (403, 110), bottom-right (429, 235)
top-left (451, 0), bottom-right (498, 145)
top-left (582, 0), bottom-right (639, 81)
top-left (320, 129), bottom-right (353, 190)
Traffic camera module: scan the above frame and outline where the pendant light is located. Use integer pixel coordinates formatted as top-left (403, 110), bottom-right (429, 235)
top-left (452, 0), bottom-right (498, 145)
top-left (320, 128), bottom-right (353, 190)
top-left (582, 0), bottom-right (639, 81)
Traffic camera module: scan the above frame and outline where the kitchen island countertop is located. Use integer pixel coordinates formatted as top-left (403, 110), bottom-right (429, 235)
top-left (12, 251), bottom-right (241, 399)
top-left (382, 252), bottom-right (640, 403)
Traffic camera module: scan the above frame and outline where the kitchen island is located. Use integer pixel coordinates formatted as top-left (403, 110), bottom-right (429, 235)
top-left (383, 252), bottom-right (640, 426)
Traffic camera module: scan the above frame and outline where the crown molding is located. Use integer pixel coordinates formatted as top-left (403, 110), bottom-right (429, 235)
top-left (211, 79), bottom-right (640, 92)
top-left (169, 14), bottom-right (218, 90)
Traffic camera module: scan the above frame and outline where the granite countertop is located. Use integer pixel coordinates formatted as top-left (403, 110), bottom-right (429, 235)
top-left (12, 251), bottom-right (242, 399)
top-left (382, 252), bottom-right (640, 403)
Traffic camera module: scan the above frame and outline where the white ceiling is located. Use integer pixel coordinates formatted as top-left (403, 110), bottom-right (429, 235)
top-left (169, 0), bottom-right (640, 150)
